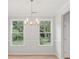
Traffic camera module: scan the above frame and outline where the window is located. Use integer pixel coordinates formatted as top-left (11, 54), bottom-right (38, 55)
top-left (40, 21), bottom-right (52, 45)
top-left (11, 21), bottom-right (24, 46)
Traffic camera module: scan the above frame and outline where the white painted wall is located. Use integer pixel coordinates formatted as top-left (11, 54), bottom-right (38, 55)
top-left (55, 1), bottom-right (70, 59)
top-left (55, 16), bottom-right (62, 59)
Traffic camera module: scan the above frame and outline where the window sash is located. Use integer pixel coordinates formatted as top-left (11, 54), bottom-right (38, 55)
top-left (40, 21), bottom-right (51, 32)
top-left (39, 21), bottom-right (51, 46)
top-left (11, 20), bottom-right (24, 46)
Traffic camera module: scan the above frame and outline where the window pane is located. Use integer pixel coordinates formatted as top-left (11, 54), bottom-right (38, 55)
top-left (44, 21), bottom-right (50, 32)
top-left (40, 33), bottom-right (51, 45)
top-left (40, 21), bottom-right (51, 32)
top-left (12, 21), bottom-right (23, 32)
top-left (40, 33), bottom-right (45, 45)
top-left (40, 21), bottom-right (45, 32)
top-left (12, 33), bottom-right (23, 45)
top-left (46, 33), bottom-right (51, 42)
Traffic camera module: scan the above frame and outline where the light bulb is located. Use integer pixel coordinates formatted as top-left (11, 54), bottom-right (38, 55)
top-left (24, 18), bottom-right (29, 24)
top-left (35, 18), bottom-right (39, 24)
top-left (24, 20), bottom-right (27, 24)
top-left (26, 18), bottom-right (29, 22)
top-left (29, 21), bottom-right (33, 25)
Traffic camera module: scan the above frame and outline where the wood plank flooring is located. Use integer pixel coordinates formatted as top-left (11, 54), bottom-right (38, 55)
top-left (8, 55), bottom-right (70, 59)
top-left (8, 55), bottom-right (58, 59)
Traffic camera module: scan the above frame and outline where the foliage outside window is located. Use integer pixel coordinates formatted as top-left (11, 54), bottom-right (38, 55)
top-left (12, 21), bottom-right (24, 45)
top-left (40, 21), bottom-right (51, 45)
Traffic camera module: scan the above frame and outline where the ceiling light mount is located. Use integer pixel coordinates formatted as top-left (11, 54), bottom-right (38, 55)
top-left (31, 0), bottom-right (34, 2)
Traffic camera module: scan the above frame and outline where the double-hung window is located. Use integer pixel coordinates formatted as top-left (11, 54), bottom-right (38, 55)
top-left (11, 21), bottom-right (24, 46)
top-left (40, 21), bottom-right (52, 46)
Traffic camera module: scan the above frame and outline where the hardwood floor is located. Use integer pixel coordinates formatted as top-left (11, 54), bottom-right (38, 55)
top-left (8, 55), bottom-right (58, 59)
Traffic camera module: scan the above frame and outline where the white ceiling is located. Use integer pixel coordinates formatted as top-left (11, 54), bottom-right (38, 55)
top-left (8, 0), bottom-right (69, 18)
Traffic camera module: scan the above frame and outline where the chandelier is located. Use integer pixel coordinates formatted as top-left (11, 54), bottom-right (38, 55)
top-left (24, 0), bottom-right (39, 25)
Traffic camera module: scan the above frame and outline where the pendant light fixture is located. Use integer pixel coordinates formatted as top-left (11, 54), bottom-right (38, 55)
top-left (24, 0), bottom-right (39, 25)
top-left (30, 0), bottom-right (33, 25)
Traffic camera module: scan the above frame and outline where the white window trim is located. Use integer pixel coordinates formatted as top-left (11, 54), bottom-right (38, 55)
top-left (38, 19), bottom-right (53, 46)
top-left (10, 19), bottom-right (25, 46)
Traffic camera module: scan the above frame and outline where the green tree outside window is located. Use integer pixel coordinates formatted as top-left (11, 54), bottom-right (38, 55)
top-left (12, 21), bottom-right (24, 45)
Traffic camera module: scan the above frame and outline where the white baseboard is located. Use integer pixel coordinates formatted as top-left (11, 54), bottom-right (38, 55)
top-left (9, 53), bottom-right (55, 56)
top-left (8, 53), bottom-right (59, 59)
